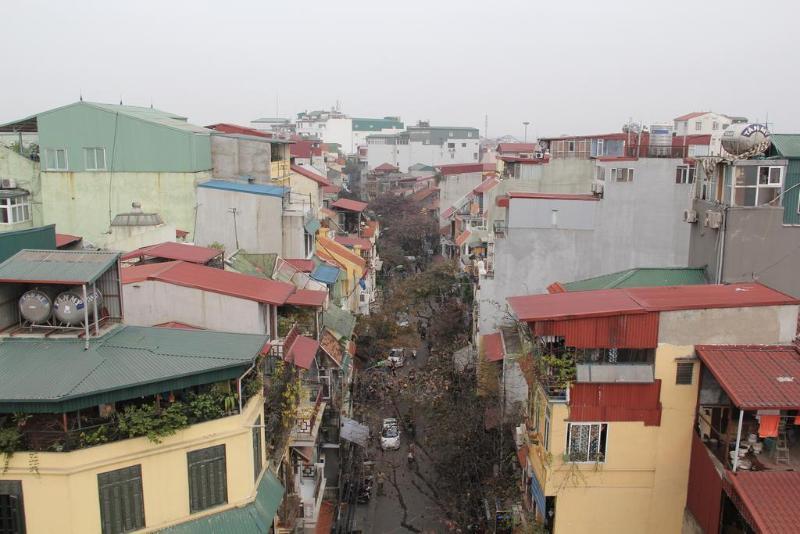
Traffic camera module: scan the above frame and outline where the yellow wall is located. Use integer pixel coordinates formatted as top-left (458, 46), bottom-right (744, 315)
top-left (279, 171), bottom-right (322, 214)
top-left (528, 343), bottom-right (699, 534)
top-left (0, 395), bottom-right (266, 533)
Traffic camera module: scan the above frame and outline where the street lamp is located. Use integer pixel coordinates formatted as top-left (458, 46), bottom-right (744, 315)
top-left (523, 121), bottom-right (530, 142)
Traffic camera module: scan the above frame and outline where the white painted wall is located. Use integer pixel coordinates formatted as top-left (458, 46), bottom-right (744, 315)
top-left (673, 112), bottom-right (740, 156)
top-left (438, 171), bottom-right (485, 224)
top-left (123, 279), bottom-right (271, 335)
top-left (367, 139), bottom-right (481, 172)
top-left (297, 118), bottom-right (352, 152)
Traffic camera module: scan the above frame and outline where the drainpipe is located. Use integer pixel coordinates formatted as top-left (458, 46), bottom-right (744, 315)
top-left (716, 205), bottom-right (727, 284)
top-left (82, 284), bottom-right (90, 350)
top-left (732, 409), bottom-right (744, 472)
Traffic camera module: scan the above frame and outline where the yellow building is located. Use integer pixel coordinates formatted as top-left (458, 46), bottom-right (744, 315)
top-left (507, 283), bottom-right (799, 534)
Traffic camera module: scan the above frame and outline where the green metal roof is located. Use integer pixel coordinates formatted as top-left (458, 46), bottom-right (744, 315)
top-left (227, 252), bottom-right (278, 279)
top-left (0, 325), bottom-right (267, 413)
top-left (769, 134), bottom-right (800, 159)
top-left (352, 117), bottom-right (404, 132)
top-left (158, 470), bottom-right (284, 533)
top-left (0, 225), bottom-right (56, 263)
top-left (562, 267), bottom-right (708, 292)
top-left (0, 249), bottom-right (119, 284)
top-left (323, 306), bottom-right (356, 340)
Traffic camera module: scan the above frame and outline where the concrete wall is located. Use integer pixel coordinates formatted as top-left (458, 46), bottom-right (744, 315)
top-left (508, 197), bottom-right (596, 230)
top-left (367, 139), bottom-right (481, 172)
top-left (281, 213), bottom-right (307, 259)
top-left (0, 146), bottom-right (41, 231)
top-left (688, 199), bottom-right (800, 297)
top-left (438, 171), bottom-right (485, 224)
top-left (40, 170), bottom-right (208, 245)
top-left (194, 187), bottom-right (283, 255)
top-left (501, 159), bottom-right (595, 194)
top-left (211, 135), bottom-right (271, 181)
top-left (101, 222), bottom-right (176, 252)
top-left (659, 305), bottom-right (798, 346)
top-left (123, 279), bottom-right (270, 335)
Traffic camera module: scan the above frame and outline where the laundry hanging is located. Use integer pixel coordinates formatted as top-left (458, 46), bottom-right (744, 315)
top-left (758, 415), bottom-right (780, 438)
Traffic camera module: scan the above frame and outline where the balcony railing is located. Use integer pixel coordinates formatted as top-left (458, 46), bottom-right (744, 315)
top-left (622, 145), bottom-right (691, 158)
top-left (290, 384), bottom-right (326, 442)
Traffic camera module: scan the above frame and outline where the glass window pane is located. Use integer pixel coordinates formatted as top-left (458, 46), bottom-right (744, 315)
top-left (1, 207), bottom-right (8, 223)
top-left (735, 187), bottom-right (756, 206)
top-left (757, 187), bottom-right (779, 205)
top-left (758, 167), bottom-right (770, 185)
top-left (96, 149), bottom-right (105, 169)
top-left (57, 149), bottom-right (66, 169)
top-left (769, 167), bottom-right (781, 184)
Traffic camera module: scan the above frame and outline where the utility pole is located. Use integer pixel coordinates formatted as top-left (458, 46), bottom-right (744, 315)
top-left (523, 121), bottom-right (530, 142)
top-left (228, 208), bottom-right (240, 250)
top-left (484, 114), bottom-right (489, 139)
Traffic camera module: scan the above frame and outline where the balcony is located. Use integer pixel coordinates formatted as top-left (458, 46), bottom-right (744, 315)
top-left (290, 383), bottom-right (327, 446)
top-left (298, 462), bottom-right (326, 528)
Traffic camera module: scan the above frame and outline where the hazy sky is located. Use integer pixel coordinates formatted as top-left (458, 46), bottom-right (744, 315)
top-left (2, 0), bottom-right (799, 139)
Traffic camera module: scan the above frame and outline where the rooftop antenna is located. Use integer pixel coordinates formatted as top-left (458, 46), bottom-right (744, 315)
top-left (79, 90), bottom-right (83, 102)
top-left (119, 97), bottom-right (123, 105)
top-left (150, 97), bottom-right (153, 109)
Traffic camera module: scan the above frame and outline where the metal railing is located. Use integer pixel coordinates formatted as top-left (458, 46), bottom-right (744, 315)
top-left (623, 145), bottom-right (690, 158)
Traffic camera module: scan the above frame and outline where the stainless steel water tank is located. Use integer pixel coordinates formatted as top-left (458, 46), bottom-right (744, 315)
top-left (53, 289), bottom-right (103, 326)
top-left (18, 287), bottom-right (59, 324)
top-left (721, 123), bottom-right (770, 156)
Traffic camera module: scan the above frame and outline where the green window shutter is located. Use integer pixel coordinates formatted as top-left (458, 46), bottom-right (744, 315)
top-left (253, 416), bottom-right (263, 482)
top-left (97, 465), bottom-right (145, 534)
top-left (187, 445), bottom-right (228, 513)
top-left (0, 480), bottom-right (26, 534)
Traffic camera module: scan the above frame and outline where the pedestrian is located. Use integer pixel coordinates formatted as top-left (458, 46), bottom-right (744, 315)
top-left (407, 443), bottom-right (415, 466)
top-left (411, 349), bottom-right (417, 360)
top-left (376, 471), bottom-right (385, 496)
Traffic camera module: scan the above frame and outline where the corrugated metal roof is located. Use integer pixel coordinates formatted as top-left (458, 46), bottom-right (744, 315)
top-left (330, 198), bottom-right (368, 213)
top-left (323, 307), bottom-right (356, 340)
top-left (728, 471), bottom-right (800, 534)
top-left (198, 179), bottom-right (286, 198)
top-left (497, 143), bottom-right (537, 154)
top-left (311, 263), bottom-right (341, 285)
top-left (0, 325), bottom-right (265, 412)
top-left (508, 192), bottom-right (599, 201)
top-left (0, 225), bottom-right (57, 262)
top-left (227, 252), bottom-right (278, 279)
top-left (285, 335), bottom-right (319, 370)
top-left (291, 164), bottom-right (331, 186)
top-left (0, 249), bottom-right (119, 284)
top-left (696, 345), bottom-right (800, 409)
top-left (437, 163), bottom-right (495, 175)
top-left (285, 289), bottom-right (327, 307)
top-left (320, 329), bottom-right (343, 366)
top-left (533, 313), bottom-right (660, 348)
top-left (482, 332), bottom-right (505, 362)
top-left (473, 177), bottom-right (500, 194)
top-left (508, 283), bottom-right (798, 322)
top-left (569, 381), bottom-right (662, 426)
top-left (561, 267), bottom-right (708, 292)
top-left (122, 260), bottom-right (295, 305)
top-left (769, 134), bottom-right (800, 159)
top-left (121, 242), bottom-right (221, 264)
top-left (334, 235), bottom-right (372, 249)
top-left (55, 233), bottom-right (82, 249)
top-left (159, 470), bottom-right (284, 533)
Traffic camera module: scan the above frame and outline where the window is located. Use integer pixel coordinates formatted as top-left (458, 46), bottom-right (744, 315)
top-left (0, 195), bottom-right (31, 224)
top-left (611, 168), bottom-right (634, 182)
top-left (567, 141), bottom-right (575, 152)
top-left (304, 230), bottom-right (314, 258)
top-left (596, 166), bottom-right (605, 181)
top-left (473, 152), bottom-right (478, 160)
top-left (676, 362), bottom-right (694, 385)
top-left (188, 445), bottom-right (228, 513)
top-left (467, 132), bottom-right (473, 138)
top-left (84, 147), bottom-right (107, 170)
top-left (98, 465), bottom-right (145, 534)
top-left (45, 148), bottom-right (68, 170)
top-left (712, 121), bottom-right (719, 130)
top-left (543, 405), bottom-right (551, 450)
top-left (732, 165), bottom-right (783, 206)
top-left (252, 417), bottom-right (263, 482)
top-left (447, 143), bottom-right (455, 149)
top-left (0, 480), bottom-right (25, 534)
top-left (448, 131), bottom-right (454, 137)
top-left (566, 423), bottom-right (607, 463)
top-left (461, 143), bottom-right (467, 148)
top-left (675, 165), bottom-right (696, 184)
top-left (695, 121), bottom-right (702, 131)
top-left (450, 153), bottom-right (454, 159)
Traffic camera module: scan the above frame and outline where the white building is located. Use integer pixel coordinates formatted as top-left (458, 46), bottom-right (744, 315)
top-left (366, 123), bottom-right (481, 172)
top-left (294, 110), bottom-right (403, 155)
top-left (673, 111), bottom-right (748, 156)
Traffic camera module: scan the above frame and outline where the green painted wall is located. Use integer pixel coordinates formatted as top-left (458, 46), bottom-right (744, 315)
top-left (0, 146), bottom-right (42, 232)
top-left (37, 103), bottom-right (211, 173)
top-left (783, 160), bottom-right (800, 225)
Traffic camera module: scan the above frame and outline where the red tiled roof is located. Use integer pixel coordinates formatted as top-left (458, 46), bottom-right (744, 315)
top-left (483, 332), bottom-right (505, 362)
top-left (374, 163), bottom-right (399, 171)
top-left (55, 233), bottom-right (82, 248)
top-left (410, 187), bottom-right (439, 202)
top-left (206, 123), bottom-right (273, 138)
top-left (455, 230), bottom-right (471, 247)
top-left (317, 237), bottom-right (367, 271)
top-left (507, 192), bottom-right (599, 202)
top-left (438, 162), bottom-right (495, 176)
top-left (290, 138), bottom-right (322, 159)
top-left (334, 235), bottom-right (372, 249)
top-left (291, 164), bottom-right (331, 186)
top-left (285, 335), bottom-right (320, 370)
top-left (285, 289), bottom-right (327, 307)
top-left (121, 260), bottom-right (295, 305)
top-left (284, 258), bottom-right (314, 272)
top-left (441, 206), bottom-right (456, 219)
top-left (154, 321), bottom-right (205, 330)
top-left (696, 345), bottom-right (800, 410)
top-left (330, 198), bottom-right (368, 213)
top-left (323, 184), bottom-right (341, 194)
top-left (674, 111), bottom-right (709, 122)
top-left (497, 143), bottom-right (538, 154)
top-left (508, 283), bottom-right (799, 322)
top-left (121, 242), bottom-right (222, 264)
top-left (361, 220), bottom-right (379, 238)
top-left (728, 471), bottom-right (800, 534)
top-left (473, 177), bottom-right (500, 194)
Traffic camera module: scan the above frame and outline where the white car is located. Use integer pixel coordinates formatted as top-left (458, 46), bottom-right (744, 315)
top-left (388, 348), bottom-right (405, 369)
top-left (380, 418), bottom-right (401, 450)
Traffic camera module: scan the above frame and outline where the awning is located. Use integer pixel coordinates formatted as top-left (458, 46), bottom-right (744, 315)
top-left (159, 471), bottom-right (284, 533)
top-left (311, 263), bottom-right (341, 285)
top-left (285, 335), bottom-right (320, 370)
top-left (482, 332), bottom-right (505, 362)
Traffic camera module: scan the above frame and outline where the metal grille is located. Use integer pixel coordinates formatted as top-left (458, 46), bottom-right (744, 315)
top-left (253, 416), bottom-right (263, 482)
top-left (98, 465), bottom-right (145, 534)
top-left (0, 481), bottom-right (25, 534)
top-left (187, 445), bottom-right (228, 513)
top-left (567, 423), bottom-right (607, 462)
top-left (676, 362), bottom-right (694, 385)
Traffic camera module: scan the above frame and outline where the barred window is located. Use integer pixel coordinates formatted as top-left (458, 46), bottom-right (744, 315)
top-left (188, 445), bottom-right (228, 513)
top-left (676, 362), bottom-right (694, 385)
top-left (566, 423), bottom-right (607, 463)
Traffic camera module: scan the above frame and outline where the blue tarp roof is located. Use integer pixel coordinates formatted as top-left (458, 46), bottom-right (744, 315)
top-left (311, 263), bottom-right (341, 285)
top-left (199, 179), bottom-right (286, 198)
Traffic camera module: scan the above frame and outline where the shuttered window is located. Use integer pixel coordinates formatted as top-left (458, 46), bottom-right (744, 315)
top-left (188, 445), bottom-right (228, 513)
top-left (253, 416), bottom-right (263, 482)
top-left (676, 362), bottom-right (694, 385)
top-left (97, 466), bottom-right (145, 534)
top-left (0, 480), bottom-right (25, 534)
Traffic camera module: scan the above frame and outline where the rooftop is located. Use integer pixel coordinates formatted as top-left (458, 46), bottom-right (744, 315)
top-left (330, 198), bottom-right (368, 213)
top-left (473, 177), bottom-right (500, 194)
top-left (508, 283), bottom-right (798, 322)
top-left (291, 164), bottom-right (332, 186)
top-left (497, 142), bottom-right (538, 153)
top-left (0, 325), bottom-right (266, 412)
top-left (334, 235), bottom-right (372, 249)
top-left (482, 332), bottom-right (505, 362)
top-left (437, 163), bottom-right (495, 176)
top-left (55, 233), bottom-right (82, 249)
top-left (0, 249), bottom-right (119, 284)
top-left (323, 307), bottom-right (356, 340)
top-left (198, 179), bottom-right (287, 198)
top-left (285, 334), bottom-right (320, 370)
top-left (728, 471), bottom-right (800, 534)
top-left (121, 242), bottom-right (222, 264)
top-left (551, 267), bottom-right (708, 293)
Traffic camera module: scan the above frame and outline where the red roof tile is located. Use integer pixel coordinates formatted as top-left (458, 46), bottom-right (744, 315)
top-left (374, 163), bottom-right (399, 172)
top-left (438, 162), bottom-right (495, 176)
top-left (410, 187), bottom-right (439, 202)
top-left (497, 143), bottom-right (538, 154)
top-left (674, 111), bottom-right (709, 122)
top-left (121, 242), bottom-right (222, 264)
top-left (508, 192), bottom-right (599, 201)
top-left (728, 471), bottom-right (800, 534)
top-left (455, 230), bottom-right (471, 247)
top-left (285, 289), bottom-right (327, 307)
top-left (290, 138), bottom-right (323, 159)
top-left (334, 235), bottom-right (372, 249)
top-left (291, 164), bottom-right (331, 186)
top-left (206, 123), bottom-right (273, 138)
top-left (473, 177), bottom-right (500, 194)
top-left (508, 283), bottom-right (798, 322)
top-left (696, 345), bottom-right (800, 410)
top-left (483, 332), bottom-right (505, 362)
top-left (283, 258), bottom-right (314, 272)
top-left (122, 261), bottom-right (295, 305)
top-left (55, 233), bottom-right (82, 248)
top-left (285, 335), bottom-right (320, 370)
top-left (330, 198), bottom-right (368, 213)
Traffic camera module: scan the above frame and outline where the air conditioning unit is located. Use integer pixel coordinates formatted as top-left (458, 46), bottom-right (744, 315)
top-left (591, 182), bottom-right (604, 194)
top-left (704, 210), bottom-right (723, 229)
top-left (683, 209), bottom-right (698, 223)
top-left (0, 178), bottom-right (17, 189)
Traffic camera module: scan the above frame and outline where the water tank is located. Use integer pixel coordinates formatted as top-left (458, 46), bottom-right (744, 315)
top-left (53, 289), bottom-right (103, 326)
top-left (18, 287), bottom-right (59, 324)
top-left (721, 123), bottom-right (771, 156)
top-left (649, 124), bottom-right (673, 156)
